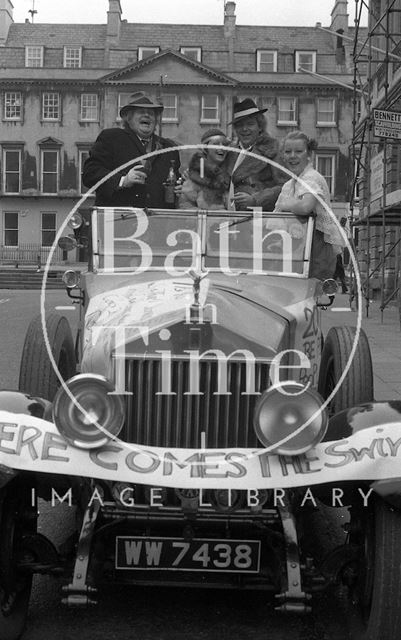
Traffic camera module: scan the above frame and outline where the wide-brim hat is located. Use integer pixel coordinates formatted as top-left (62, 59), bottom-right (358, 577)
top-left (229, 98), bottom-right (268, 125)
top-left (120, 91), bottom-right (164, 117)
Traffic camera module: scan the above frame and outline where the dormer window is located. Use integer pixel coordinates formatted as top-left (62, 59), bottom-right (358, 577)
top-left (256, 50), bottom-right (277, 72)
top-left (25, 45), bottom-right (43, 67)
top-left (64, 46), bottom-right (82, 68)
top-left (138, 47), bottom-right (160, 61)
top-left (180, 47), bottom-right (202, 62)
top-left (295, 50), bottom-right (316, 73)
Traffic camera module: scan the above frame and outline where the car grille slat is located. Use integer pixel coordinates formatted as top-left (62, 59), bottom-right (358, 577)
top-left (233, 362), bottom-right (242, 445)
top-left (123, 358), bottom-right (268, 448)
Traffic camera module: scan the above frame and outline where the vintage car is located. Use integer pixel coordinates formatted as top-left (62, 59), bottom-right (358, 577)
top-left (0, 206), bottom-right (400, 640)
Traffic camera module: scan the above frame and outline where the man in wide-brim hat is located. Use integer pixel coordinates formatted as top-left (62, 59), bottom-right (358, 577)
top-left (83, 91), bottom-right (180, 208)
top-left (227, 98), bottom-right (286, 211)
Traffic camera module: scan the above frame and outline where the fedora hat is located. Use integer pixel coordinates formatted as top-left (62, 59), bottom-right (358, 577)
top-left (229, 98), bottom-right (268, 124)
top-left (120, 91), bottom-right (163, 117)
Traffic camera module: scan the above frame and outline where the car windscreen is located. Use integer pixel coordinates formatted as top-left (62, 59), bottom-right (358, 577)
top-left (95, 209), bottom-right (200, 272)
top-left (93, 208), bottom-right (310, 276)
top-left (205, 213), bottom-right (308, 275)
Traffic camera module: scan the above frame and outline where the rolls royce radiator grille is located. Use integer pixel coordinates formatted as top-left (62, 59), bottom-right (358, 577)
top-left (122, 358), bottom-right (270, 448)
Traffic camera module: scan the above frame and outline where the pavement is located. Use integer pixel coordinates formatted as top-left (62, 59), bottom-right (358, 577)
top-left (322, 292), bottom-right (401, 401)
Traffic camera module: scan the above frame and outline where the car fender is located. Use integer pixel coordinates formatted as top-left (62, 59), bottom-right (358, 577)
top-left (323, 400), bottom-right (401, 508)
top-left (0, 390), bottom-right (52, 489)
top-left (0, 390), bottom-right (52, 420)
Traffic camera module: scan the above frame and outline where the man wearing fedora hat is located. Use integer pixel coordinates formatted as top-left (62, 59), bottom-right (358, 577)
top-left (82, 92), bottom-right (180, 208)
top-left (227, 98), bottom-right (286, 211)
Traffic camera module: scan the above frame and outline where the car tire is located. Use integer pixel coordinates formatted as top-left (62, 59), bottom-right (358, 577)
top-left (19, 313), bottom-right (76, 402)
top-left (0, 480), bottom-right (37, 640)
top-left (348, 497), bottom-right (401, 640)
top-left (317, 325), bottom-right (373, 415)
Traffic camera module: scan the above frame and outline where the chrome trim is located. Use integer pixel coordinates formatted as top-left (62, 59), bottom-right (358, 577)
top-left (123, 358), bottom-right (270, 448)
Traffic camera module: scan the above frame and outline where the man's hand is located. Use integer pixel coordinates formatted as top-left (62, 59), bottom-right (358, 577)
top-left (122, 166), bottom-right (147, 187)
top-left (233, 191), bottom-right (256, 210)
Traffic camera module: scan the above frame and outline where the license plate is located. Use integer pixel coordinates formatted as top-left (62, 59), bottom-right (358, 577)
top-left (115, 536), bottom-right (261, 573)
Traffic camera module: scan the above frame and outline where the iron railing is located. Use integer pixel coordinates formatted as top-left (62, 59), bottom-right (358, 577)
top-left (0, 243), bottom-right (64, 265)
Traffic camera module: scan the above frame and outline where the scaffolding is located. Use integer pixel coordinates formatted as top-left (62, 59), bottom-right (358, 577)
top-left (350, 0), bottom-right (401, 320)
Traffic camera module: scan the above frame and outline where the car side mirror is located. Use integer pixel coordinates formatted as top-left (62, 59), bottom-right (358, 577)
top-left (317, 279), bottom-right (338, 309)
top-left (58, 235), bottom-right (77, 252)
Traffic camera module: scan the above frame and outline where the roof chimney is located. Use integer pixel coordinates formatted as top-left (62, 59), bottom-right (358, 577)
top-left (0, 0), bottom-right (13, 46)
top-left (107, 0), bottom-right (122, 40)
top-left (224, 1), bottom-right (236, 38)
top-left (330, 0), bottom-right (349, 34)
top-left (224, 1), bottom-right (236, 69)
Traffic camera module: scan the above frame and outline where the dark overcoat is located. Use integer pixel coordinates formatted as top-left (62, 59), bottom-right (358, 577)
top-left (226, 133), bottom-right (287, 211)
top-left (82, 127), bottom-right (180, 208)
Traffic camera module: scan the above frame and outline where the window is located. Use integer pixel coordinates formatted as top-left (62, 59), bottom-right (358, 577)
top-left (316, 154), bottom-right (336, 195)
top-left (295, 50), bottom-right (316, 72)
top-left (277, 97), bottom-right (297, 124)
top-left (4, 92), bottom-right (22, 121)
top-left (117, 93), bottom-right (132, 120)
top-left (80, 94), bottom-right (98, 121)
top-left (180, 47), bottom-right (201, 62)
top-left (78, 149), bottom-right (90, 194)
top-left (317, 97), bottom-right (336, 125)
top-left (3, 212), bottom-right (18, 247)
top-left (138, 46), bottom-right (160, 60)
top-left (41, 212), bottom-right (56, 246)
top-left (256, 50), bottom-right (277, 72)
top-left (63, 46), bottom-right (82, 68)
top-left (25, 45), bottom-right (43, 67)
top-left (2, 149), bottom-right (21, 193)
top-left (41, 149), bottom-right (59, 194)
top-left (161, 94), bottom-right (178, 122)
top-left (201, 95), bottom-right (219, 123)
top-left (42, 93), bottom-right (60, 121)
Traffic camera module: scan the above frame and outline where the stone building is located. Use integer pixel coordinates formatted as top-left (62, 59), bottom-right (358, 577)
top-left (0, 0), bottom-right (360, 264)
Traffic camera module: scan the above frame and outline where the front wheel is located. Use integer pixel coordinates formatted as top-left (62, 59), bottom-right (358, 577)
top-left (19, 313), bottom-right (76, 402)
top-left (347, 498), bottom-right (401, 639)
top-left (318, 325), bottom-right (374, 415)
top-left (0, 480), bottom-right (37, 640)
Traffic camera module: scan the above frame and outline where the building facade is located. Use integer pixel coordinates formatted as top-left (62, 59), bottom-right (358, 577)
top-left (0, 0), bottom-right (360, 264)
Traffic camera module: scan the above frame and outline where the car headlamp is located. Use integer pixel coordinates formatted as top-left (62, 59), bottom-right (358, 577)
top-left (68, 212), bottom-right (83, 230)
top-left (62, 269), bottom-right (80, 288)
top-left (52, 374), bottom-right (125, 449)
top-left (253, 382), bottom-right (327, 455)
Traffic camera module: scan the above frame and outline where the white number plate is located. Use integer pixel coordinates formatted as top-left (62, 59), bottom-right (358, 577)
top-left (115, 536), bottom-right (261, 573)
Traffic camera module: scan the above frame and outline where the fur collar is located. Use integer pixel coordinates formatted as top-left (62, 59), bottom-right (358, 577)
top-left (188, 152), bottom-right (230, 193)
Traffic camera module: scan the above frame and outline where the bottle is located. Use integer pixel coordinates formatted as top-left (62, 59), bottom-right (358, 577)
top-left (164, 159), bottom-right (177, 207)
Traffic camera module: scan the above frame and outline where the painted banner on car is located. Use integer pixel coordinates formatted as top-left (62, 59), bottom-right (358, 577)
top-left (1, 410), bottom-right (401, 490)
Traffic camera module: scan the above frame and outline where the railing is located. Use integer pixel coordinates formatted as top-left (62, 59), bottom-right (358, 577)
top-left (0, 243), bottom-right (64, 265)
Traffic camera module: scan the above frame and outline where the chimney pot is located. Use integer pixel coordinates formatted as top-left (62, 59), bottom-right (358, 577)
top-left (330, 0), bottom-right (349, 34)
top-left (225, 1), bottom-right (236, 16)
top-left (224, 1), bottom-right (236, 39)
